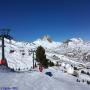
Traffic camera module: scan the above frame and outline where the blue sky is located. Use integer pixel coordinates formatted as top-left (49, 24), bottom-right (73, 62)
top-left (0, 0), bottom-right (90, 41)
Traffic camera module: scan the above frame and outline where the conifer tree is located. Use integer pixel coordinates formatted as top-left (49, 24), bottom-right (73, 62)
top-left (36, 46), bottom-right (48, 68)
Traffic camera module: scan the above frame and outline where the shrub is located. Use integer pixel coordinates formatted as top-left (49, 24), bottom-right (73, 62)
top-left (48, 61), bottom-right (54, 67)
top-left (87, 72), bottom-right (90, 76)
top-left (81, 70), bottom-right (86, 74)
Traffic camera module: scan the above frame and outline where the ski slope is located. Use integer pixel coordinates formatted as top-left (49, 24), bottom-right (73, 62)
top-left (0, 36), bottom-right (90, 69)
top-left (0, 37), bottom-right (90, 90)
top-left (0, 68), bottom-right (90, 90)
top-left (0, 37), bottom-right (90, 70)
top-left (0, 39), bottom-right (34, 70)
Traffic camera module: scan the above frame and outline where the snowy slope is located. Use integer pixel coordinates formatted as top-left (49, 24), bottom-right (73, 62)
top-left (0, 68), bottom-right (90, 90)
top-left (0, 39), bottom-right (34, 70)
top-left (0, 37), bottom-right (90, 69)
top-left (0, 37), bottom-right (90, 90)
top-left (0, 36), bottom-right (61, 69)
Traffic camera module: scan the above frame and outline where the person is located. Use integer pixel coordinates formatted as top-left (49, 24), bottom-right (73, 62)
top-left (39, 64), bottom-right (43, 72)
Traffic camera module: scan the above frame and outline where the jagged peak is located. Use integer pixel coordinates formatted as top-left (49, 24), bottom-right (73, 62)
top-left (41, 35), bottom-right (52, 43)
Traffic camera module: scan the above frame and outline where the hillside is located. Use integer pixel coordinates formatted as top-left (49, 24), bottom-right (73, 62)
top-left (0, 37), bottom-right (90, 69)
top-left (0, 37), bottom-right (90, 90)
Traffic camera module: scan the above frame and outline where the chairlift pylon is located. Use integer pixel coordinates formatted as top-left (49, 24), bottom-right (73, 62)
top-left (0, 28), bottom-right (13, 66)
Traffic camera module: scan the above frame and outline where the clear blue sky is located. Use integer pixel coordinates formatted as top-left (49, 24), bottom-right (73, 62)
top-left (0, 0), bottom-right (90, 42)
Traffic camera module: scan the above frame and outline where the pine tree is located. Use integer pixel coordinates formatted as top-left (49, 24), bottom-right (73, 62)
top-left (36, 46), bottom-right (48, 68)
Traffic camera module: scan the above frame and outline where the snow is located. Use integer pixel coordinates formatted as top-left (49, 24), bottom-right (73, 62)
top-left (0, 37), bottom-right (90, 90)
top-left (70, 38), bottom-right (83, 44)
top-left (66, 66), bottom-right (74, 74)
top-left (33, 39), bottom-right (61, 49)
top-left (0, 37), bottom-right (90, 69)
top-left (0, 67), bottom-right (90, 90)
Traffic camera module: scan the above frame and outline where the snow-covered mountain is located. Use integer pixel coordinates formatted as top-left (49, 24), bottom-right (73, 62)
top-left (63, 38), bottom-right (84, 45)
top-left (0, 36), bottom-right (90, 69)
top-left (33, 35), bottom-right (61, 49)
top-left (1, 36), bottom-right (90, 90)
top-left (41, 35), bottom-right (52, 42)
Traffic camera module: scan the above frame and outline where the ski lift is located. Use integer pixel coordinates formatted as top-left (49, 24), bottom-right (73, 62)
top-left (9, 40), bottom-right (15, 53)
top-left (9, 50), bottom-right (15, 53)
top-left (28, 50), bottom-right (32, 55)
top-left (20, 47), bottom-right (25, 53)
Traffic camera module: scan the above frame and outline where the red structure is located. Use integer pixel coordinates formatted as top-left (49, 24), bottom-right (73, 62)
top-left (0, 59), bottom-right (7, 65)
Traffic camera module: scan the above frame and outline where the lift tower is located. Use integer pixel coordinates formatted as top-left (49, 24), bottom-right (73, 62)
top-left (0, 29), bottom-right (13, 66)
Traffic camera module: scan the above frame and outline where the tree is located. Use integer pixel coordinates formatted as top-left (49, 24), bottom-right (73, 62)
top-left (36, 46), bottom-right (48, 68)
top-left (48, 61), bottom-right (54, 67)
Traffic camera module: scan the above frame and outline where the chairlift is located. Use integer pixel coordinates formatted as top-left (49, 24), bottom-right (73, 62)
top-left (9, 40), bottom-right (15, 53)
top-left (9, 50), bottom-right (15, 53)
top-left (28, 50), bottom-right (33, 55)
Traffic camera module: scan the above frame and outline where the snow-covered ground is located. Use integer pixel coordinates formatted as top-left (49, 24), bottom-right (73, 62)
top-left (0, 36), bottom-right (90, 69)
top-left (0, 36), bottom-right (90, 90)
top-left (0, 67), bottom-right (90, 90)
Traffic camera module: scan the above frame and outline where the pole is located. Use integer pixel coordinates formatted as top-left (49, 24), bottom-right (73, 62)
top-left (0, 29), bottom-right (12, 66)
top-left (33, 51), bottom-right (34, 69)
top-left (2, 36), bottom-right (5, 61)
top-left (2, 35), bottom-right (8, 66)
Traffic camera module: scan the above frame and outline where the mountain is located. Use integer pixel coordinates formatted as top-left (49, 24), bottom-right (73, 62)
top-left (1, 37), bottom-right (90, 90)
top-left (0, 37), bottom-right (90, 70)
top-left (63, 38), bottom-right (84, 46)
top-left (41, 35), bottom-right (52, 42)
top-left (33, 35), bottom-right (61, 49)
top-left (1, 36), bottom-right (90, 90)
